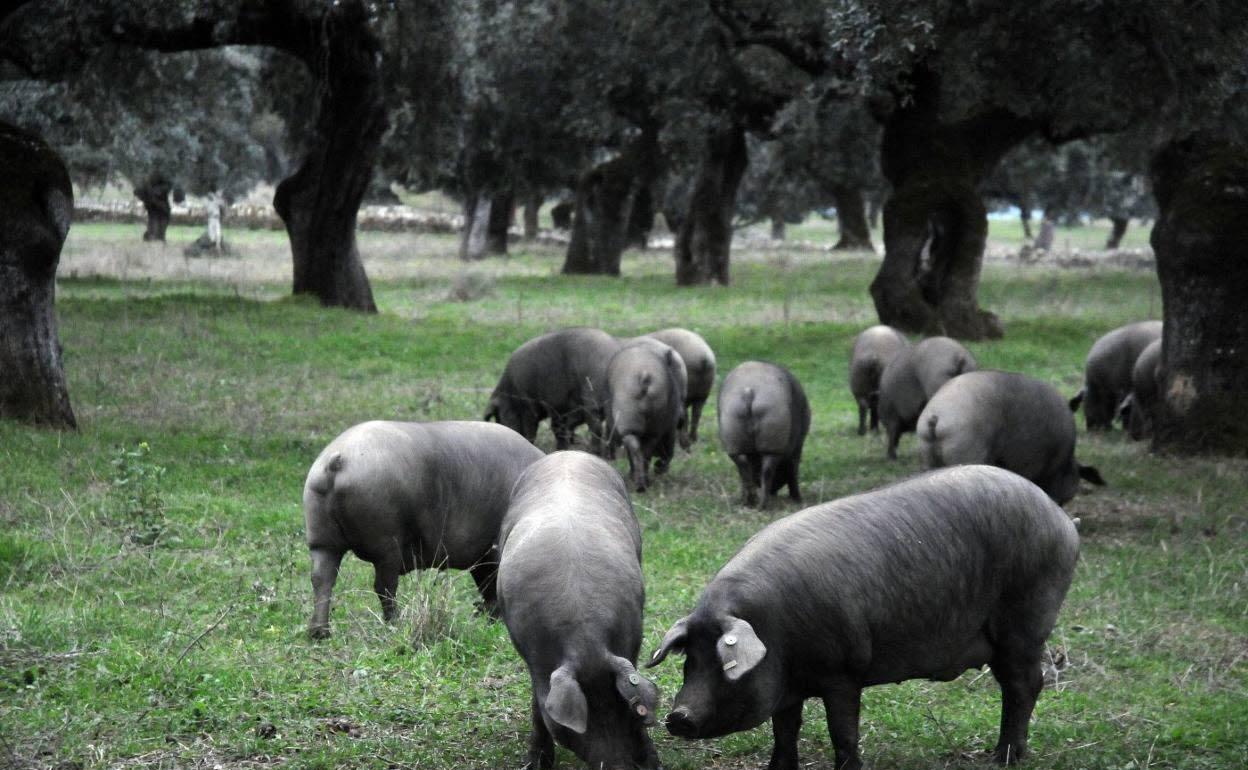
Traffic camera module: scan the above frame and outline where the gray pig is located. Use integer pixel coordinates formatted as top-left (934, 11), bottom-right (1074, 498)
top-left (878, 335), bottom-right (977, 459)
top-left (497, 451), bottom-right (662, 770)
top-left (606, 341), bottom-right (685, 492)
top-left (717, 361), bottom-right (811, 507)
top-left (848, 325), bottom-right (908, 435)
top-left (918, 370), bottom-right (1106, 504)
top-left (1069, 320), bottom-right (1162, 430)
top-left (1119, 338), bottom-right (1162, 440)
top-left (484, 327), bottom-right (622, 450)
top-left (302, 420), bottom-right (544, 639)
top-left (647, 465), bottom-right (1079, 770)
top-left (645, 328), bottom-right (717, 445)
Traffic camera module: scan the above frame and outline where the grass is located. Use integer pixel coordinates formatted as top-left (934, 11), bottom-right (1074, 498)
top-left (1, 223), bottom-right (1244, 770)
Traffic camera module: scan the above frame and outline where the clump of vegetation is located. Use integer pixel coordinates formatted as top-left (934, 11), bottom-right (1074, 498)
top-left (110, 440), bottom-right (166, 545)
top-left (407, 569), bottom-right (465, 649)
top-left (448, 270), bottom-right (495, 302)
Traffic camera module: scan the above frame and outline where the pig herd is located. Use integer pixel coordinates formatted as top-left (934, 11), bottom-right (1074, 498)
top-left (298, 319), bottom-right (1159, 769)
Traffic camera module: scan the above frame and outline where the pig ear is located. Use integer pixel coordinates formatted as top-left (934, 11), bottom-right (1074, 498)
top-left (645, 616), bottom-right (689, 668)
top-left (717, 616), bottom-right (766, 682)
top-left (609, 655), bottom-right (660, 726)
top-left (545, 665), bottom-right (588, 734)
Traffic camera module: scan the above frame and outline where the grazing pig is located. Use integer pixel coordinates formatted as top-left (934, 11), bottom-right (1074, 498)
top-left (1069, 320), bottom-right (1162, 430)
top-left (877, 335), bottom-right (977, 459)
top-left (302, 420), bottom-right (544, 639)
top-left (717, 361), bottom-right (811, 507)
top-left (606, 341), bottom-right (684, 492)
top-left (1119, 338), bottom-right (1163, 441)
top-left (918, 371), bottom-right (1106, 504)
top-left (497, 452), bottom-right (661, 770)
top-left (645, 328), bottom-right (717, 445)
top-left (484, 327), bottom-right (622, 450)
top-left (647, 465), bottom-right (1079, 770)
top-left (848, 325), bottom-right (908, 435)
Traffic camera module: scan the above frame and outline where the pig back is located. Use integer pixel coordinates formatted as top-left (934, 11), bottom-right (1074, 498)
top-left (849, 326), bottom-right (907, 399)
top-left (913, 336), bottom-right (978, 396)
top-left (1086, 320), bottom-right (1163, 393)
top-left (707, 465), bottom-right (1078, 682)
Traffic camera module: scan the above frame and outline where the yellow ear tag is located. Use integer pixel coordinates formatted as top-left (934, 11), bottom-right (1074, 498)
top-left (722, 660), bottom-right (738, 671)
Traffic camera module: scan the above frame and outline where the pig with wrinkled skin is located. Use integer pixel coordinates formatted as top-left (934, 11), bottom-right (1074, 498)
top-left (1069, 320), bottom-right (1162, 431)
top-left (848, 325), bottom-right (908, 435)
top-left (1119, 338), bottom-right (1163, 440)
top-left (918, 370), bottom-right (1106, 504)
top-left (484, 327), bottom-right (622, 450)
top-left (606, 341), bottom-right (684, 492)
top-left (717, 361), bottom-right (811, 507)
top-left (648, 465), bottom-right (1079, 770)
top-left (877, 335), bottom-right (977, 459)
top-left (645, 328), bottom-right (717, 445)
top-left (497, 452), bottom-right (662, 770)
top-left (302, 420), bottom-right (544, 639)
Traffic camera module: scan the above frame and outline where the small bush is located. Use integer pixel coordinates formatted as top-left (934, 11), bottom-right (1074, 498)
top-left (110, 441), bottom-right (166, 545)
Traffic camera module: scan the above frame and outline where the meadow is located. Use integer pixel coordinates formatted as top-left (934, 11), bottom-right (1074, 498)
top-left (1, 217), bottom-right (1242, 770)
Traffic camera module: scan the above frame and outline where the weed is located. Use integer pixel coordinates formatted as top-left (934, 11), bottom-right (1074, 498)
top-left (109, 441), bottom-right (166, 545)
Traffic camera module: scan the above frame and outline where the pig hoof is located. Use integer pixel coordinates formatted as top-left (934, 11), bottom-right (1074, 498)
top-left (307, 624), bottom-right (332, 641)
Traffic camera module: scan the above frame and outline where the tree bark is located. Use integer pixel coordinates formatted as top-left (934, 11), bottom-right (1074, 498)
top-left (770, 217), bottom-right (786, 240)
top-left (1106, 216), bottom-right (1129, 249)
top-left (1019, 191), bottom-right (1034, 239)
top-left (870, 70), bottom-right (1033, 339)
top-left (0, 122), bottom-right (76, 429)
top-left (460, 193), bottom-right (491, 261)
top-left (522, 192), bottom-right (541, 241)
top-left (562, 133), bottom-right (660, 275)
top-left (626, 184), bottom-right (655, 250)
top-left (674, 124), bottom-right (748, 286)
top-left (1149, 137), bottom-right (1248, 455)
top-left (831, 186), bottom-right (873, 251)
top-left (486, 190), bottom-right (513, 255)
top-left (134, 173), bottom-right (172, 242)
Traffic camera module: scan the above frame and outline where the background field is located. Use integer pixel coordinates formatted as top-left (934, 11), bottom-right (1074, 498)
top-left (1, 222), bottom-right (1242, 770)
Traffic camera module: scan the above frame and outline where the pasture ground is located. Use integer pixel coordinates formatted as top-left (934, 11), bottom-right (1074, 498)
top-left (1, 218), bottom-right (1242, 770)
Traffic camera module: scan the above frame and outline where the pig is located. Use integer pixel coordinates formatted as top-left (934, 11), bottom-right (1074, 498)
top-left (302, 420), bottom-right (544, 639)
top-left (497, 451), bottom-right (662, 770)
top-left (848, 325), bottom-right (908, 435)
top-left (717, 361), bottom-right (811, 507)
top-left (1118, 338), bottom-right (1163, 440)
top-left (647, 465), bottom-right (1080, 770)
top-left (1069, 320), bottom-right (1162, 430)
top-left (877, 335), bottom-right (977, 459)
top-left (605, 341), bottom-right (685, 492)
top-left (644, 328), bottom-right (717, 445)
top-left (484, 327), bottom-right (622, 450)
top-left (918, 370), bottom-right (1106, 504)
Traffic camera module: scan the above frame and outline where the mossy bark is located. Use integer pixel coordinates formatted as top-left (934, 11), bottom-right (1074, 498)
top-left (0, 122), bottom-right (76, 429)
top-left (1149, 137), bottom-right (1248, 455)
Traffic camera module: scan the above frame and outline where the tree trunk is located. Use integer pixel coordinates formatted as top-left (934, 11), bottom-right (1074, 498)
top-left (626, 184), bottom-right (655, 250)
top-left (770, 217), bottom-right (786, 240)
top-left (522, 192), bottom-right (541, 240)
top-left (270, 2), bottom-right (385, 312)
top-left (460, 193), bottom-right (491, 261)
top-left (1106, 216), bottom-right (1129, 249)
top-left (486, 190), bottom-right (513, 255)
top-left (867, 193), bottom-right (882, 231)
top-left (1034, 218), bottom-right (1055, 251)
top-left (869, 69), bottom-right (1032, 339)
top-left (674, 124), bottom-right (748, 286)
top-left (0, 122), bottom-right (76, 429)
top-left (134, 174), bottom-right (172, 242)
top-left (1149, 137), bottom-right (1248, 455)
top-left (563, 156), bottom-right (640, 275)
top-left (831, 186), bottom-right (874, 251)
top-left (1019, 191), bottom-right (1033, 239)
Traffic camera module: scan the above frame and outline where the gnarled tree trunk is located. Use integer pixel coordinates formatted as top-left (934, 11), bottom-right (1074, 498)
top-left (134, 173), bottom-right (172, 242)
top-left (563, 129), bottom-right (658, 276)
top-left (626, 184), bottom-right (655, 250)
top-left (674, 124), bottom-right (748, 286)
top-left (1106, 216), bottom-right (1129, 249)
top-left (522, 192), bottom-right (541, 241)
top-left (831, 186), bottom-right (873, 251)
top-left (870, 73), bottom-right (1033, 339)
top-left (486, 190), bottom-right (513, 255)
top-left (0, 122), bottom-right (76, 429)
top-left (1149, 137), bottom-right (1248, 455)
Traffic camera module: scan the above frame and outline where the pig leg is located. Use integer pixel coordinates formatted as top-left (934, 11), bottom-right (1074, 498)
top-left (689, 399), bottom-right (705, 442)
top-left (372, 556), bottom-right (402, 622)
top-left (822, 682), bottom-right (863, 770)
top-left (654, 430), bottom-right (676, 475)
top-left (731, 454), bottom-right (758, 506)
top-left (469, 563), bottom-right (500, 618)
top-left (759, 454), bottom-right (782, 508)
top-left (784, 455), bottom-right (803, 503)
top-left (766, 701), bottom-right (803, 770)
top-left (868, 393), bottom-right (880, 432)
top-left (856, 400), bottom-right (868, 435)
top-left (526, 692), bottom-right (555, 769)
top-left (885, 420), bottom-right (901, 460)
top-left (623, 434), bottom-right (648, 492)
top-left (990, 656), bottom-right (1042, 764)
top-left (307, 547), bottom-right (344, 640)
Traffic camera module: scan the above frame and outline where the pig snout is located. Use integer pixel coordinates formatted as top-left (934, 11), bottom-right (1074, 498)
top-left (664, 706), bottom-right (699, 738)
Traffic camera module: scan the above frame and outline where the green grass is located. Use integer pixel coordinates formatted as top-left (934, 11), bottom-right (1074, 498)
top-left (2, 226), bottom-right (1244, 770)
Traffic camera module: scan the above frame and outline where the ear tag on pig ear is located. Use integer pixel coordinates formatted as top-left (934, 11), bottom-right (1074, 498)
top-left (717, 617), bottom-right (766, 682)
top-left (628, 673), bottom-right (640, 685)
